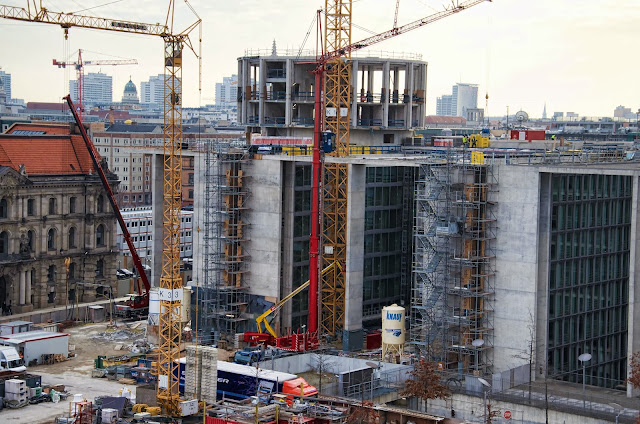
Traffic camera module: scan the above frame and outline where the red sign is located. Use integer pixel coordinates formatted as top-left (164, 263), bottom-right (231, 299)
top-left (504, 410), bottom-right (512, 419)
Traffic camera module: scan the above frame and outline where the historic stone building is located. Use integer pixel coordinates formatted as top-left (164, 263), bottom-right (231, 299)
top-left (0, 122), bottom-right (119, 314)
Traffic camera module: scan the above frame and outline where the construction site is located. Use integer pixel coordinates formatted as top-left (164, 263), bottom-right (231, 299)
top-left (0, 0), bottom-right (639, 423)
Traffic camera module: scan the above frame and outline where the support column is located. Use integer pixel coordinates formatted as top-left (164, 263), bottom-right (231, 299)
top-left (19, 271), bottom-right (25, 305)
top-left (26, 270), bottom-right (32, 304)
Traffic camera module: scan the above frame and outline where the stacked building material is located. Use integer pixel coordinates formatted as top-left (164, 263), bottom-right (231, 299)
top-left (200, 347), bottom-right (218, 403)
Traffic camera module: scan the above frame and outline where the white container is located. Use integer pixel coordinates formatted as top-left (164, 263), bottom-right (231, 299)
top-left (101, 408), bottom-right (118, 423)
top-left (73, 393), bottom-right (84, 403)
top-left (5, 392), bottom-right (28, 402)
top-left (134, 412), bottom-right (151, 420)
top-left (381, 304), bottom-right (406, 345)
top-left (180, 399), bottom-right (199, 416)
top-left (4, 379), bottom-right (25, 394)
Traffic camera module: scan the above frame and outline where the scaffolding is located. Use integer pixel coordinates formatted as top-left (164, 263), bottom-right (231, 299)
top-left (411, 150), bottom-right (497, 376)
top-left (201, 143), bottom-right (250, 344)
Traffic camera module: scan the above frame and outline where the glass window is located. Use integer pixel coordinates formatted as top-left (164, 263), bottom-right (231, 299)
top-left (47, 228), bottom-right (56, 250)
top-left (69, 197), bottom-right (76, 213)
top-left (96, 224), bottom-right (105, 246)
top-left (48, 197), bottom-right (56, 215)
top-left (27, 199), bottom-right (35, 216)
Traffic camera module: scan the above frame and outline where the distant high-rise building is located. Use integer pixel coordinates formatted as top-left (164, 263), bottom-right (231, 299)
top-left (0, 69), bottom-right (11, 101)
top-left (215, 74), bottom-right (238, 107)
top-left (121, 78), bottom-right (139, 104)
top-left (542, 103), bottom-right (547, 120)
top-left (70, 72), bottom-right (112, 106)
top-left (436, 83), bottom-right (478, 117)
top-left (140, 74), bottom-right (175, 110)
top-left (614, 105), bottom-right (636, 120)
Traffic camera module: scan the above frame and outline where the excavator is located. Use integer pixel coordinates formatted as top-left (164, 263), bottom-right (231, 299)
top-left (64, 95), bottom-right (151, 319)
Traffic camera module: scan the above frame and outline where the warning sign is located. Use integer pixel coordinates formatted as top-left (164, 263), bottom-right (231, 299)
top-left (504, 410), bottom-right (512, 419)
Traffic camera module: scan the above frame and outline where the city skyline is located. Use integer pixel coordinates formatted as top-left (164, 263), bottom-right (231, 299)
top-left (0, 0), bottom-right (638, 117)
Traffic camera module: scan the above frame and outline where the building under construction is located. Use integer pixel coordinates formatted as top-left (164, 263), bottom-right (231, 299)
top-left (411, 151), bottom-right (496, 375)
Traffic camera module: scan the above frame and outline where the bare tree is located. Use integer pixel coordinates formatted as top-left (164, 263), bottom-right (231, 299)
top-left (310, 352), bottom-right (336, 393)
top-left (347, 400), bottom-right (379, 424)
top-left (486, 402), bottom-right (501, 424)
top-left (512, 310), bottom-right (536, 400)
top-left (627, 352), bottom-right (640, 423)
top-left (400, 359), bottom-right (450, 412)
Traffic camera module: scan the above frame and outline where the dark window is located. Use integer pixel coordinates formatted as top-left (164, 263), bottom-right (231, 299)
top-left (48, 197), bottom-right (56, 215)
top-left (188, 190), bottom-right (194, 199)
top-left (69, 197), bottom-right (76, 213)
top-left (68, 227), bottom-right (76, 248)
top-left (47, 228), bottom-right (56, 250)
top-left (0, 231), bottom-right (8, 255)
top-left (188, 173), bottom-right (194, 185)
top-left (97, 195), bottom-right (104, 213)
top-left (383, 134), bottom-right (394, 144)
top-left (68, 262), bottom-right (75, 280)
top-left (0, 199), bottom-right (7, 219)
top-left (27, 230), bottom-right (34, 252)
top-left (96, 259), bottom-right (104, 277)
top-left (47, 264), bottom-right (56, 282)
top-left (96, 224), bottom-right (105, 246)
top-left (27, 199), bottom-right (35, 216)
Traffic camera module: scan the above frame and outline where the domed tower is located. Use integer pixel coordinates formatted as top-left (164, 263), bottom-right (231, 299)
top-left (121, 77), bottom-right (139, 104)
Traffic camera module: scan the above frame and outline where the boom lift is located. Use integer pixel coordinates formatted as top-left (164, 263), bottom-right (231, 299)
top-left (64, 95), bottom-right (150, 318)
top-left (0, 1), bottom-right (201, 415)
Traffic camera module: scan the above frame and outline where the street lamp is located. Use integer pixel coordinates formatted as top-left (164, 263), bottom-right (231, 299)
top-left (472, 339), bottom-right (485, 374)
top-left (609, 402), bottom-right (624, 424)
top-left (578, 353), bottom-right (592, 409)
top-left (478, 377), bottom-right (491, 424)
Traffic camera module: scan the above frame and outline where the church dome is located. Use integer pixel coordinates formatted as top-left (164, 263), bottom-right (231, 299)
top-left (124, 78), bottom-right (137, 94)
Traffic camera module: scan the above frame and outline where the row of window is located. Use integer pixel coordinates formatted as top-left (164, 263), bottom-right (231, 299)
top-left (550, 227), bottom-right (630, 260)
top-left (549, 255), bottom-right (629, 289)
top-left (366, 166), bottom-right (407, 184)
top-left (551, 199), bottom-right (632, 231)
top-left (363, 277), bottom-right (401, 301)
top-left (1, 195), bottom-right (107, 219)
top-left (364, 253), bottom-right (402, 278)
top-left (365, 209), bottom-right (402, 231)
top-left (549, 280), bottom-right (628, 317)
top-left (0, 225), bottom-right (108, 255)
top-left (548, 307), bottom-right (627, 348)
top-left (365, 186), bottom-right (404, 208)
top-left (551, 174), bottom-right (633, 203)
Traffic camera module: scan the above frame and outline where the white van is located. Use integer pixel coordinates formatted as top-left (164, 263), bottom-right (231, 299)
top-left (0, 346), bottom-right (26, 372)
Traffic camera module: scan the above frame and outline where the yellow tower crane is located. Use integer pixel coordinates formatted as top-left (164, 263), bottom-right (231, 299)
top-left (0, 1), bottom-right (201, 416)
top-left (319, 0), bottom-right (491, 337)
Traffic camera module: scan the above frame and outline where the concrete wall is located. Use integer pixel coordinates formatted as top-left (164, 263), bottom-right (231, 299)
top-left (245, 158), bottom-right (283, 300)
top-left (429, 393), bottom-right (620, 424)
top-left (493, 164), bottom-right (541, 373)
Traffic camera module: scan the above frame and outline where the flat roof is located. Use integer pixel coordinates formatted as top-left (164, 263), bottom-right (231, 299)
top-left (0, 321), bottom-right (33, 327)
top-left (0, 330), bottom-right (69, 343)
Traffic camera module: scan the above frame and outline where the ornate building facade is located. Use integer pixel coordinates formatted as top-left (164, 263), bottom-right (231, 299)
top-left (0, 122), bottom-right (119, 314)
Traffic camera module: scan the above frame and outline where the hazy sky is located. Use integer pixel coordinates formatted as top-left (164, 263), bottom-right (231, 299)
top-left (1, 0), bottom-right (638, 118)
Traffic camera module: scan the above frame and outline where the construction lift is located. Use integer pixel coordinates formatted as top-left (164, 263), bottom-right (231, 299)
top-left (244, 0), bottom-right (491, 351)
top-left (0, 1), bottom-right (201, 416)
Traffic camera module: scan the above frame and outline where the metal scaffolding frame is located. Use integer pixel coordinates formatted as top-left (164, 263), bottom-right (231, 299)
top-left (201, 143), bottom-right (250, 344)
top-left (410, 150), bottom-right (497, 376)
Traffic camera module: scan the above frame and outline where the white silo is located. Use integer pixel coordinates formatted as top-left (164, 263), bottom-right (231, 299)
top-left (382, 304), bottom-right (405, 363)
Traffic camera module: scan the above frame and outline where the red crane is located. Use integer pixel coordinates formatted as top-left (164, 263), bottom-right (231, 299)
top-left (53, 49), bottom-right (137, 115)
top-left (64, 94), bottom-right (151, 318)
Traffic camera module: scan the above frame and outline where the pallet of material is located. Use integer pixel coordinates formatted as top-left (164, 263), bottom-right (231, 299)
top-left (118, 378), bottom-right (136, 385)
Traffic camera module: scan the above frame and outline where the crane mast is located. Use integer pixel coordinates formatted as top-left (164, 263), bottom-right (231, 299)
top-left (0, 1), bottom-right (201, 416)
top-left (314, 0), bottom-right (491, 339)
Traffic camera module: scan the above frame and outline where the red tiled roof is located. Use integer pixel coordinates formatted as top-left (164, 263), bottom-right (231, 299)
top-left (0, 123), bottom-right (99, 176)
top-left (25, 102), bottom-right (70, 111)
top-left (6, 122), bottom-right (71, 135)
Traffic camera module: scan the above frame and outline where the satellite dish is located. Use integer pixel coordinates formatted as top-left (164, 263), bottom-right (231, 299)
top-left (515, 110), bottom-right (529, 123)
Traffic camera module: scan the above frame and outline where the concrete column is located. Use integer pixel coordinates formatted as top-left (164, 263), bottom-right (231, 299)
top-left (259, 58), bottom-right (266, 125)
top-left (19, 271), bottom-right (25, 305)
top-left (285, 58), bottom-right (293, 126)
top-left (26, 269), bottom-right (32, 304)
top-left (151, 152), bottom-right (165, 288)
top-left (628, 174), bottom-right (640, 397)
top-left (343, 164), bottom-right (365, 351)
top-left (407, 63), bottom-right (414, 128)
top-left (351, 60), bottom-right (359, 128)
top-left (382, 61), bottom-right (390, 128)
